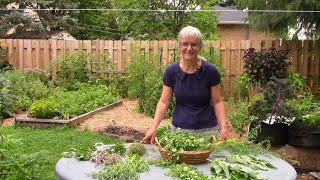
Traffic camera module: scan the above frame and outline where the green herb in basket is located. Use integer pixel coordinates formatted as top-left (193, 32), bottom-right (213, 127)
top-left (157, 129), bottom-right (214, 152)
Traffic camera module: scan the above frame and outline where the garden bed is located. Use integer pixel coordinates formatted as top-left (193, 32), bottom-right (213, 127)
top-left (15, 100), bottom-right (123, 127)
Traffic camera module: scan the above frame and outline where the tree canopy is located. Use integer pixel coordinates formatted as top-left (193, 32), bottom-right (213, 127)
top-left (0, 0), bottom-right (220, 40)
top-left (234, 0), bottom-right (320, 39)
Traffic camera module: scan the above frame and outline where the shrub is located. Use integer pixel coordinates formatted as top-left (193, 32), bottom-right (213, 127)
top-left (244, 48), bottom-right (290, 85)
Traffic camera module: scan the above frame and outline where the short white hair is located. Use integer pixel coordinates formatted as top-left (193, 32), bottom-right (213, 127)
top-left (178, 26), bottom-right (203, 49)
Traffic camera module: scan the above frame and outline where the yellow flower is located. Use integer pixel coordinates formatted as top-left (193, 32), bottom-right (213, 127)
top-left (215, 141), bottom-right (223, 146)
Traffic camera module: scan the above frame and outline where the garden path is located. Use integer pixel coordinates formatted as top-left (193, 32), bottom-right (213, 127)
top-left (78, 98), bottom-right (241, 142)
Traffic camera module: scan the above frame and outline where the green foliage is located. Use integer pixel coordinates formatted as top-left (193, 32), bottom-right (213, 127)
top-left (125, 50), bottom-right (173, 117)
top-left (51, 51), bottom-right (92, 89)
top-left (4, 70), bottom-right (52, 111)
top-left (29, 83), bottom-right (118, 119)
top-left (288, 72), bottom-right (306, 88)
top-left (68, 0), bottom-right (120, 39)
top-left (227, 154), bottom-right (276, 171)
top-left (226, 98), bottom-right (252, 136)
top-left (158, 129), bottom-right (214, 152)
top-left (0, 1), bottom-right (77, 34)
top-left (201, 46), bottom-right (225, 82)
top-left (248, 77), bottom-right (297, 125)
top-left (115, 0), bottom-right (219, 40)
top-left (234, 0), bottom-right (320, 39)
top-left (244, 48), bottom-right (290, 85)
top-left (0, 134), bottom-right (48, 180)
top-left (108, 142), bottom-right (126, 155)
top-left (232, 73), bottom-right (250, 100)
top-left (28, 99), bottom-right (60, 119)
top-left (300, 107), bottom-right (320, 125)
top-left (0, 73), bottom-right (15, 119)
top-left (166, 163), bottom-right (210, 180)
top-left (209, 159), bottom-right (264, 180)
top-left (214, 138), bottom-right (269, 156)
top-left (92, 154), bottom-right (149, 180)
top-left (127, 142), bottom-right (147, 156)
top-left (0, 125), bottom-right (119, 179)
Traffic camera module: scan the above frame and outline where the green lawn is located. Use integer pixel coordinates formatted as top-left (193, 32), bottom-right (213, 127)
top-left (0, 125), bottom-right (120, 180)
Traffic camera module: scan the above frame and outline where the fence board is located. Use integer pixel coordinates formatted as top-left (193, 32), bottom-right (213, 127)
top-left (2, 39), bottom-right (319, 97)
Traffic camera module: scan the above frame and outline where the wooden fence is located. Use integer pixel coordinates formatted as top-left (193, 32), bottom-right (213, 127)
top-left (2, 39), bottom-right (320, 98)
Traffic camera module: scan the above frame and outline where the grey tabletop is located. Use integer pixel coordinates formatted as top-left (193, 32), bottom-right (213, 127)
top-left (55, 144), bottom-right (297, 180)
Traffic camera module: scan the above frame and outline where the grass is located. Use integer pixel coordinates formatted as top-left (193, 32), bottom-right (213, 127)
top-left (0, 124), bottom-right (120, 180)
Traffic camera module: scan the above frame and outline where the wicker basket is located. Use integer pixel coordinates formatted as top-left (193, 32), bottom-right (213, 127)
top-left (155, 137), bottom-right (213, 164)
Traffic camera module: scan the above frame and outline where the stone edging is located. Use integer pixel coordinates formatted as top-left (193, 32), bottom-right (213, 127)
top-left (15, 100), bottom-right (123, 127)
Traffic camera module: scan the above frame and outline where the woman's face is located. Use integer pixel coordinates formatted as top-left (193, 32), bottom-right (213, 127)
top-left (179, 35), bottom-right (201, 61)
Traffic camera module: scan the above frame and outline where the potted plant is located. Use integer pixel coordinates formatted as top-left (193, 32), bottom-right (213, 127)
top-left (286, 88), bottom-right (320, 148)
top-left (248, 77), bottom-right (297, 146)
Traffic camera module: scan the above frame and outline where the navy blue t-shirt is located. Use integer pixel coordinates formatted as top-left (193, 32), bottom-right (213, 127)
top-left (163, 58), bottom-right (221, 129)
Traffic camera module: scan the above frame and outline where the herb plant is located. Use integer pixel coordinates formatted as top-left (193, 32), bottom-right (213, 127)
top-left (166, 163), bottom-right (211, 180)
top-left (92, 154), bottom-right (149, 180)
top-left (127, 142), bottom-right (147, 156)
top-left (249, 77), bottom-right (297, 125)
top-left (209, 159), bottom-right (265, 180)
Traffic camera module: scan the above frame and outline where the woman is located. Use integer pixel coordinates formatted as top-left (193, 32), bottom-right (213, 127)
top-left (141, 26), bottom-right (228, 144)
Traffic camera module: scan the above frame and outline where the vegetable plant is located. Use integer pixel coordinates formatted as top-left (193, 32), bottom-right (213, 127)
top-left (244, 48), bottom-right (290, 85)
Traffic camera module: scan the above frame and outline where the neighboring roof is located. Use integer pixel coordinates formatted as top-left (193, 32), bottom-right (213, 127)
top-left (213, 5), bottom-right (248, 25)
top-left (1, 30), bottom-right (76, 40)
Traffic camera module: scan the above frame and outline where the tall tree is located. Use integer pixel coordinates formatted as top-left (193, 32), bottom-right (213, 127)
top-left (0, 0), bottom-right (77, 35)
top-left (68, 0), bottom-right (123, 39)
top-left (233, 0), bottom-right (320, 39)
top-left (115, 0), bottom-right (220, 40)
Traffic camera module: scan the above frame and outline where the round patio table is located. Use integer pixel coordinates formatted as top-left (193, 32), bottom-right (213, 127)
top-left (55, 144), bottom-right (297, 180)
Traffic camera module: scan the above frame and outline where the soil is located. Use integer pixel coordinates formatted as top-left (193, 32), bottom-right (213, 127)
top-left (78, 98), bottom-right (241, 142)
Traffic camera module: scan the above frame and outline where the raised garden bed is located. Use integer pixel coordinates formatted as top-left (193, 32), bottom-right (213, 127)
top-left (15, 100), bottom-right (123, 127)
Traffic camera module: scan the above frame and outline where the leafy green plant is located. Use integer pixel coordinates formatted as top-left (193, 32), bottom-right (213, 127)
top-left (214, 138), bottom-right (269, 156)
top-left (299, 107), bottom-right (320, 125)
top-left (23, 68), bottom-right (51, 85)
top-left (1, 125), bottom-right (119, 179)
top-left (209, 159), bottom-right (265, 180)
top-left (232, 73), bottom-right (250, 100)
top-left (201, 46), bottom-right (225, 82)
top-left (27, 83), bottom-right (118, 119)
top-left (157, 129), bottom-right (214, 162)
top-left (127, 142), bottom-right (147, 156)
top-left (226, 98), bottom-right (252, 136)
top-left (108, 142), bottom-right (126, 155)
top-left (227, 154), bottom-right (276, 171)
top-left (248, 77), bottom-right (297, 125)
top-left (125, 49), bottom-right (174, 117)
top-left (92, 154), bottom-right (149, 180)
top-left (244, 48), bottom-right (290, 85)
top-left (4, 70), bottom-right (52, 110)
top-left (0, 40), bottom-right (13, 72)
top-left (51, 51), bottom-right (92, 89)
top-left (0, 73), bottom-right (14, 119)
top-left (166, 163), bottom-right (210, 180)
top-left (28, 99), bottom-right (60, 119)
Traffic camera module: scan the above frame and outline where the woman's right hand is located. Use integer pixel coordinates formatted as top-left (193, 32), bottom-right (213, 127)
top-left (140, 127), bottom-right (157, 144)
